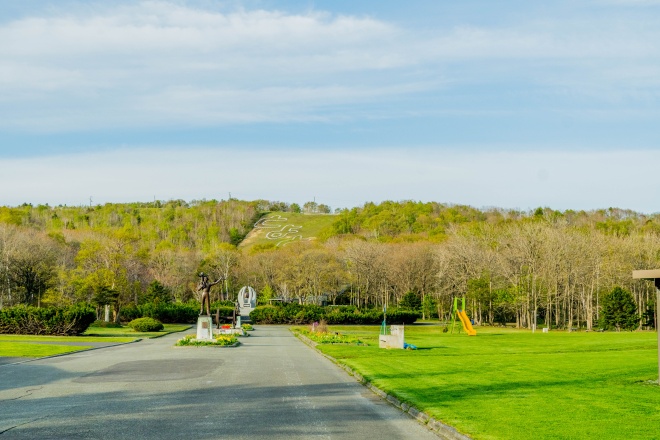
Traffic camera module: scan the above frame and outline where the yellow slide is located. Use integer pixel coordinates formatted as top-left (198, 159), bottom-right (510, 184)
top-left (457, 310), bottom-right (477, 336)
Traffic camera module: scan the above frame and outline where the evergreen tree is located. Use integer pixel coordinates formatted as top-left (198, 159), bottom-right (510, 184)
top-left (143, 280), bottom-right (172, 305)
top-left (400, 291), bottom-right (422, 311)
top-left (599, 287), bottom-right (638, 331)
top-left (422, 295), bottom-right (437, 320)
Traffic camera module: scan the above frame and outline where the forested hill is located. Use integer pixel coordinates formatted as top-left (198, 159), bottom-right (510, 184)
top-left (0, 199), bottom-right (262, 249)
top-left (2, 198), bottom-right (660, 332)
top-left (1, 199), bottom-right (658, 247)
top-left (329, 201), bottom-right (660, 240)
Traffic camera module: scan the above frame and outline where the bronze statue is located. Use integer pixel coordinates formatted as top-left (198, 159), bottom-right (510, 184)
top-left (197, 272), bottom-right (223, 316)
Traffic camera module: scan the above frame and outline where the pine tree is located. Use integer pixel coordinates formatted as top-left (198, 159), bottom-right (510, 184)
top-left (599, 287), bottom-right (638, 331)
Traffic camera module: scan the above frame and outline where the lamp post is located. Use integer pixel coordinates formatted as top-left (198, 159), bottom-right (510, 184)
top-left (632, 269), bottom-right (660, 384)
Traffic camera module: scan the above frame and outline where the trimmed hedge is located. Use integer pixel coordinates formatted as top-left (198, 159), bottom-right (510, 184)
top-left (249, 304), bottom-right (419, 325)
top-left (128, 317), bottom-right (164, 332)
top-left (0, 304), bottom-right (96, 336)
top-left (121, 302), bottom-right (234, 324)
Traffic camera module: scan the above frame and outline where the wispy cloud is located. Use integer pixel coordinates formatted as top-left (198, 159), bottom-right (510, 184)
top-left (1, 1), bottom-right (659, 132)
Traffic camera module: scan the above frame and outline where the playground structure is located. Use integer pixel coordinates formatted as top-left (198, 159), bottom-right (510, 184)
top-left (452, 297), bottom-right (477, 336)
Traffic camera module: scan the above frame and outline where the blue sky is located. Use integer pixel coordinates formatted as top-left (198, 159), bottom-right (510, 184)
top-left (1, 0), bottom-right (659, 212)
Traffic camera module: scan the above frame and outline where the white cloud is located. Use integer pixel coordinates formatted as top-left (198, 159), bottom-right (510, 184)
top-left (0, 1), bottom-right (412, 130)
top-left (0, 147), bottom-right (657, 213)
top-left (1, 1), bottom-right (660, 131)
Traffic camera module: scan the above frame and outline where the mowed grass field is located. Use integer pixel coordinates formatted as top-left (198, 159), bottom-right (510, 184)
top-left (313, 325), bottom-right (660, 440)
top-left (83, 323), bottom-right (190, 338)
top-left (0, 324), bottom-right (190, 358)
top-left (239, 212), bottom-right (336, 250)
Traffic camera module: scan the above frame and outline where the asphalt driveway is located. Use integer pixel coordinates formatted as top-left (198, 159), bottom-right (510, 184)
top-left (0, 326), bottom-right (439, 440)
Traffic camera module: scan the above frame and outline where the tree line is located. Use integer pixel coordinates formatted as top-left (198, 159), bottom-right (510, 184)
top-left (1, 200), bottom-right (659, 329)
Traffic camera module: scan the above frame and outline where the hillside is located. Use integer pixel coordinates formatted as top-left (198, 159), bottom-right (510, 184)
top-left (239, 212), bottom-right (337, 250)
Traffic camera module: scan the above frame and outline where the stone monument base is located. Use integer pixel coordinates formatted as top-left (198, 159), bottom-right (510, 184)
top-left (196, 315), bottom-right (214, 340)
top-left (239, 305), bottom-right (254, 322)
top-left (379, 325), bottom-right (405, 349)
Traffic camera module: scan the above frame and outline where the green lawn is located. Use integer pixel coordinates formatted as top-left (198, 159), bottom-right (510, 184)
top-left (0, 324), bottom-right (190, 358)
top-left (0, 342), bottom-right (92, 358)
top-left (83, 323), bottom-right (190, 338)
top-left (0, 334), bottom-right (139, 358)
top-left (0, 335), bottom-right (136, 343)
top-left (310, 325), bottom-right (660, 440)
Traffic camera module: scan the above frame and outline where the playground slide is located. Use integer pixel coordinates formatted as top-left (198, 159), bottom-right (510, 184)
top-left (457, 310), bottom-right (477, 336)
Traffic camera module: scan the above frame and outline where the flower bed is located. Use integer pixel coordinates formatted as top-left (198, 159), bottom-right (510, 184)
top-left (175, 334), bottom-right (239, 347)
top-left (294, 327), bottom-right (363, 345)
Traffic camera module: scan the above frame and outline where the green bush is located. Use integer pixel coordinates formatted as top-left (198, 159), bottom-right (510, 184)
top-left (128, 317), bottom-right (164, 332)
top-left (90, 320), bottom-right (123, 328)
top-left (248, 304), bottom-right (419, 325)
top-left (121, 302), bottom-right (235, 324)
top-left (249, 305), bottom-right (288, 324)
top-left (295, 328), bottom-right (363, 345)
top-left (210, 300), bottom-right (235, 308)
top-left (387, 309), bottom-right (420, 325)
top-left (140, 302), bottom-right (199, 323)
top-left (0, 303), bottom-right (96, 336)
top-left (120, 304), bottom-right (142, 322)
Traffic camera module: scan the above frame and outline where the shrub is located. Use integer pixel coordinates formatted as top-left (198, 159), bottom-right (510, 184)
top-left (210, 300), bottom-right (235, 308)
top-left (248, 304), bottom-right (419, 325)
top-left (295, 327), bottom-right (363, 345)
top-left (0, 304), bottom-right (96, 336)
top-left (386, 309), bottom-right (420, 325)
top-left (311, 319), bottom-right (329, 334)
top-left (249, 305), bottom-right (287, 324)
top-left (128, 317), bottom-right (164, 332)
top-left (120, 304), bottom-right (142, 322)
top-left (90, 320), bottom-right (123, 328)
top-left (121, 302), bottom-right (234, 324)
top-left (139, 302), bottom-right (195, 323)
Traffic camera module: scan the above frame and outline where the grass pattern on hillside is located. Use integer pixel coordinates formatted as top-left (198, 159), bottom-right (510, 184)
top-left (239, 212), bottom-right (336, 250)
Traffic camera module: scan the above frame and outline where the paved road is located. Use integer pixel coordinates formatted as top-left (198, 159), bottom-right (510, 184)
top-left (0, 326), bottom-right (439, 440)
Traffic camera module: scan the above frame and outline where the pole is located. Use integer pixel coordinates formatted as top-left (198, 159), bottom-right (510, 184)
top-left (633, 271), bottom-right (660, 385)
top-left (656, 280), bottom-right (660, 384)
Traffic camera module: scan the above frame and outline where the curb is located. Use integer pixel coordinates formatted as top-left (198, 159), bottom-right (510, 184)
top-left (294, 332), bottom-right (471, 440)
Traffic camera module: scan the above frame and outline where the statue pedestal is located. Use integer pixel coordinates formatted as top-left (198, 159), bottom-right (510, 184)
top-left (196, 315), bottom-right (214, 340)
top-left (379, 325), bottom-right (405, 349)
